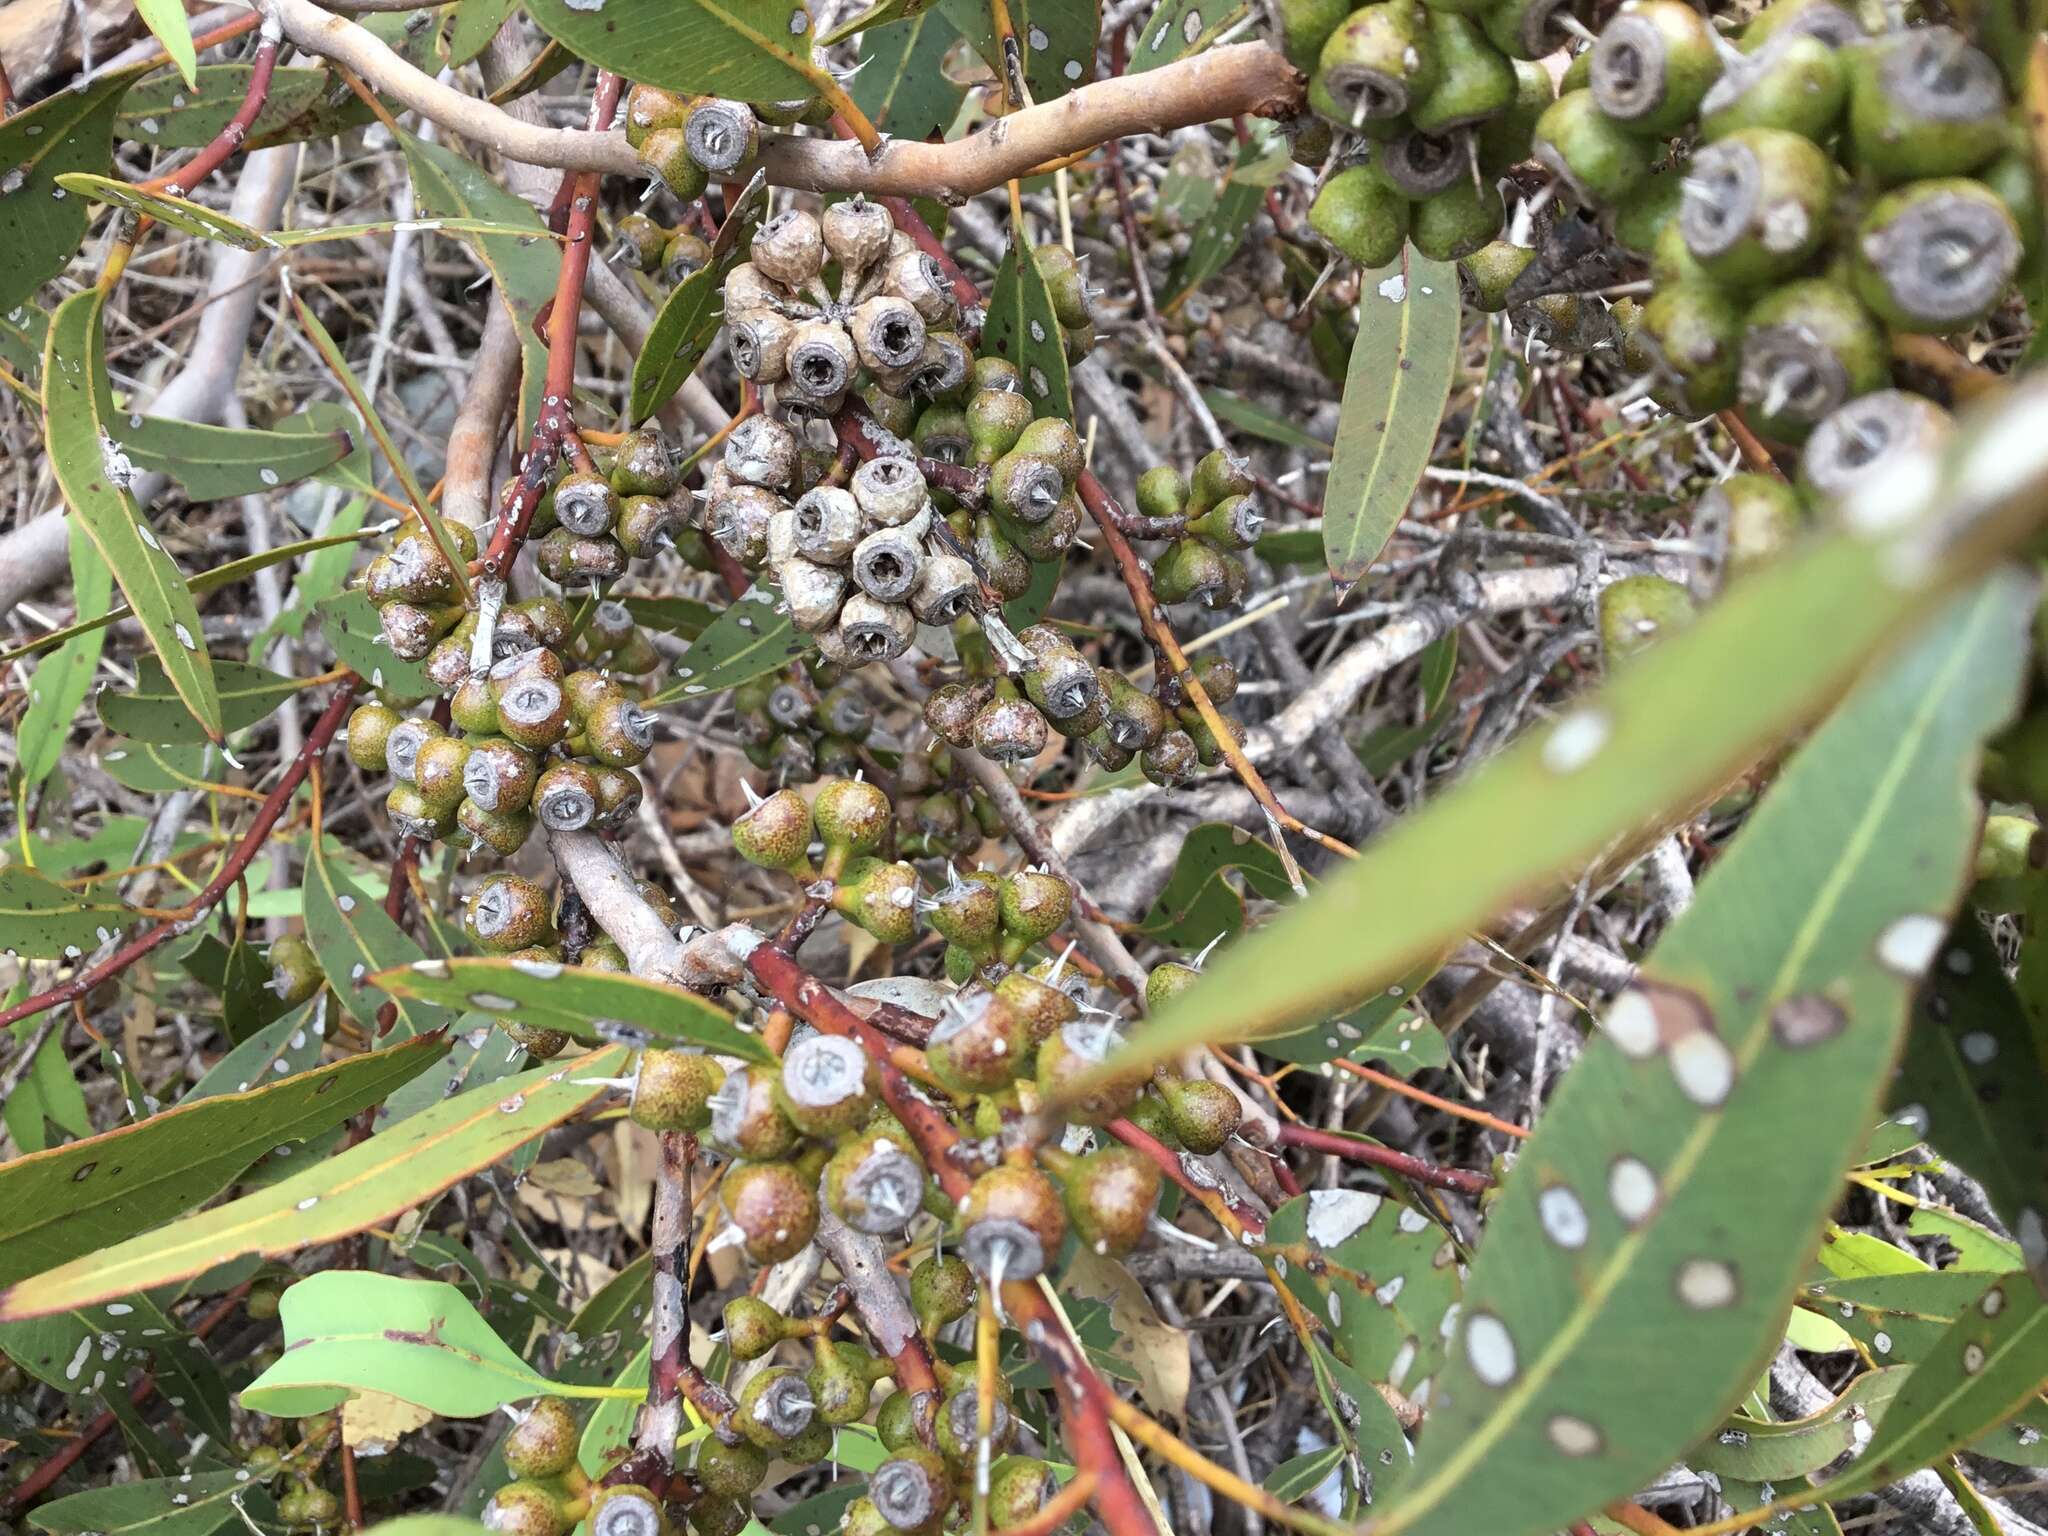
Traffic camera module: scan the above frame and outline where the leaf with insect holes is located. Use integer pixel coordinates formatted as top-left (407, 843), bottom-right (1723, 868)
top-left (18, 524), bottom-right (113, 786)
top-left (44, 288), bottom-right (221, 742)
top-left (1812, 1278), bottom-right (2048, 1502)
top-left (1369, 574), bottom-right (2027, 1536)
top-left (1323, 251), bottom-right (1459, 585)
top-left (0, 1031), bottom-right (443, 1290)
top-left (983, 238), bottom-right (1074, 421)
top-left (1900, 917), bottom-right (2048, 1294)
top-left (112, 413), bottom-right (355, 502)
top-left (27, 1470), bottom-right (277, 1536)
top-left (304, 836), bottom-right (452, 1037)
top-left (370, 956), bottom-right (774, 1063)
top-left (0, 867), bottom-right (138, 962)
top-left (0, 69), bottom-right (146, 317)
top-left (0, 1046), bottom-right (630, 1321)
top-left (1688, 1368), bottom-right (1909, 1483)
top-left (630, 173), bottom-right (768, 424)
top-left (526, 0), bottom-right (826, 99)
top-left (316, 591), bottom-right (432, 699)
top-left (242, 1271), bottom-right (576, 1417)
top-left (96, 659), bottom-right (298, 746)
top-left (118, 65), bottom-right (330, 149)
top-left (1131, 0), bottom-right (1246, 69)
top-left (940, 0), bottom-right (1097, 100)
top-left (1078, 388), bottom-right (2048, 1096)
top-left (666, 585), bottom-right (811, 699)
top-left (1136, 822), bottom-right (1294, 947)
top-left (849, 11), bottom-right (967, 138)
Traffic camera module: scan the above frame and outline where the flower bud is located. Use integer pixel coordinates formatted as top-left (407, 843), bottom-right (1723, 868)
top-left (989, 1460), bottom-right (1059, 1528)
top-left (959, 1165), bottom-right (1064, 1281)
top-left (1152, 537), bottom-right (1232, 606)
top-left (721, 417), bottom-right (795, 492)
top-left (753, 209), bottom-right (827, 288)
top-left (1162, 1075), bottom-right (1243, 1153)
top-left (611, 429), bottom-right (677, 500)
top-left (378, 600), bottom-right (461, 662)
top-left (466, 873), bottom-right (553, 953)
top-left (685, 98), bottom-right (757, 175)
top-left (815, 776), bottom-right (891, 859)
top-left (1310, 166), bottom-right (1409, 269)
top-left (616, 494), bottom-right (683, 560)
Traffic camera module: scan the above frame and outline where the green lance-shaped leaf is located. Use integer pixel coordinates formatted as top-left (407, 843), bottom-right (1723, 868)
top-left (630, 173), bottom-right (768, 424)
top-left (1202, 386), bottom-right (1331, 452)
top-left (44, 287), bottom-right (221, 742)
top-left (1080, 380), bottom-right (2048, 1094)
top-left (655, 584), bottom-right (811, 702)
top-left (372, 956), bottom-right (774, 1064)
top-left (17, 523), bottom-right (114, 786)
top-left (0, 68), bottom-right (145, 317)
top-left (1323, 251), bottom-right (1460, 586)
top-left (847, 11), bottom-right (967, 138)
top-left (983, 237), bottom-right (1074, 421)
top-left (96, 658), bottom-right (300, 746)
top-left (1689, 1369), bottom-right (1910, 1483)
top-left (0, 1046), bottom-right (630, 1320)
top-left (1898, 917), bottom-right (2048, 1294)
top-left (118, 64), bottom-right (330, 149)
top-left (1801, 1278), bottom-right (2048, 1504)
top-left (1162, 127), bottom-right (1287, 310)
top-left (54, 175), bottom-right (270, 248)
top-left (112, 411), bottom-right (355, 502)
top-left (132, 0), bottom-right (198, 87)
top-left (242, 1271), bottom-right (638, 1417)
top-left (316, 591), bottom-right (432, 700)
top-left (1131, 0), bottom-right (1249, 69)
top-left (1366, 573), bottom-right (2028, 1536)
top-left (0, 1032), bottom-right (446, 1289)
top-left (1136, 822), bottom-right (1295, 947)
top-left (938, 0), bottom-right (1098, 101)
top-left (525, 0), bottom-right (825, 100)
top-left (28, 1470), bottom-right (276, 1536)
top-left (305, 834), bottom-right (453, 1036)
top-left (0, 866), bottom-right (138, 961)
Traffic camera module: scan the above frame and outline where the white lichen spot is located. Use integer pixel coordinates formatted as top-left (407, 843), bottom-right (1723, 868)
top-left (1377, 273), bottom-right (1407, 303)
top-left (1669, 1029), bottom-right (1736, 1108)
top-left (1306, 1188), bottom-right (1381, 1247)
top-left (1876, 913), bottom-right (1945, 978)
top-left (1981, 1285), bottom-right (2007, 1318)
top-left (1538, 1185), bottom-right (1589, 1250)
top-left (1963, 1342), bottom-right (1986, 1374)
top-left (1960, 1031), bottom-right (1999, 1065)
top-left (1873, 1331), bottom-right (1892, 1355)
top-left (1603, 988), bottom-right (1660, 1060)
top-left (1548, 1414), bottom-right (1602, 1457)
top-left (1542, 710), bottom-right (1609, 775)
top-left (1465, 1311), bottom-right (1517, 1386)
top-left (1609, 1157), bottom-right (1658, 1227)
top-left (1062, 58), bottom-right (1083, 78)
top-left (1675, 1257), bottom-right (1738, 1310)
top-left (1375, 1275), bottom-right (1405, 1305)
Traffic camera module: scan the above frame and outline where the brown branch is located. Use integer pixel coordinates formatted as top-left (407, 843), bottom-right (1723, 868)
top-left (813, 1210), bottom-right (939, 1397)
top-left (1108, 1117), bottom-right (1268, 1238)
top-left (1272, 1122), bottom-right (1493, 1195)
top-left (251, 0), bottom-right (1299, 200)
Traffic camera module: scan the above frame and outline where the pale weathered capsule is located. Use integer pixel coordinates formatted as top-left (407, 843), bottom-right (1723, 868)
top-left (728, 309), bottom-right (795, 385)
top-left (822, 196), bottom-right (895, 276)
top-left (752, 209), bottom-right (826, 288)
top-left (850, 294), bottom-right (927, 373)
top-left (724, 415), bottom-right (799, 489)
top-left (851, 525), bottom-right (925, 603)
top-left (850, 455), bottom-right (927, 526)
top-left (837, 593), bottom-right (917, 662)
top-left (780, 556), bottom-right (850, 633)
top-left (884, 247), bottom-right (956, 324)
top-left (792, 485), bottom-right (864, 565)
top-left (785, 319), bottom-right (858, 401)
top-left (911, 552), bottom-right (978, 625)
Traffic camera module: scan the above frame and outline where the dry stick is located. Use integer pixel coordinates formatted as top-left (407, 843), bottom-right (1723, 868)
top-left (742, 943), bottom-right (1163, 1536)
top-left (0, 680), bottom-right (360, 1031)
top-left (813, 1210), bottom-right (939, 1396)
top-left (638, 1131), bottom-right (730, 1463)
top-left (239, 0), bottom-right (1300, 199)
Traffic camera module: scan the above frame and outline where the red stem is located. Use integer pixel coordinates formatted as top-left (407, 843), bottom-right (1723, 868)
top-left (1273, 1123), bottom-right (1493, 1195)
top-left (0, 680), bottom-right (361, 1033)
top-left (1108, 1117), bottom-right (1268, 1237)
top-left (140, 34), bottom-right (280, 196)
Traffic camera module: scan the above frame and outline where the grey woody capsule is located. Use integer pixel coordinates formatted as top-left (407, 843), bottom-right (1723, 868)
top-left (728, 309), bottom-right (794, 385)
top-left (707, 484), bottom-right (780, 567)
top-left (1737, 322), bottom-right (1850, 431)
top-left (851, 295), bottom-right (927, 372)
top-left (591, 764), bottom-right (642, 826)
top-left (765, 506), bottom-right (800, 568)
top-left (378, 600), bottom-right (443, 662)
top-left (884, 247), bottom-right (957, 323)
top-left (785, 320), bottom-right (857, 401)
top-left (870, 1458), bottom-right (947, 1530)
top-left (780, 556), bottom-right (850, 632)
top-left (851, 525), bottom-right (925, 603)
top-left (1381, 129), bottom-right (1470, 197)
top-left (724, 415), bottom-right (799, 489)
top-left (973, 696), bottom-right (1048, 762)
top-left (851, 455), bottom-right (928, 526)
top-left (836, 593), bottom-right (917, 662)
top-left (911, 552), bottom-right (978, 625)
top-left (822, 197), bottom-right (895, 274)
top-left (792, 486), bottom-right (864, 565)
top-left (424, 638), bottom-right (471, 691)
top-left (1856, 181), bottom-right (2021, 333)
top-left (776, 384), bottom-right (845, 424)
top-left (554, 470), bottom-right (621, 537)
top-left (908, 332), bottom-right (972, 398)
top-left (722, 263), bottom-right (781, 317)
top-left (616, 494), bottom-right (683, 559)
top-left (925, 679), bottom-right (994, 747)
top-left (1801, 390), bottom-right (1951, 503)
top-left (534, 760), bottom-right (601, 831)
top-left (536, 529), bottom-right (628, 583)
top-left (813, 624), bottom-right (856, 668)
top-left (383, 717), bottom-right (442, 784)
top-left (839, 1139), bottom-right (924, 1233)
top-left (751, 209), bottom-right (825, 288)
top-left (766, 681), bottom-right (812, 729)
top-left (991, 452), bottom-right (1066, 525)
top-left (685, 98), bottom-right (757, 175)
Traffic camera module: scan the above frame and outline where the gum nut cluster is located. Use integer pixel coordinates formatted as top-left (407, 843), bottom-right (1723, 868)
top-left (728, 773), bottom-right (922, 945)
top-left (1501, 0), bottom-right (2034, 446)
top-left (1290, 0), bottom-right (1576, 268)
top-left (731, 660), bottom-right (879, 784)
top-left (350, 427), bottom-right (695, 857)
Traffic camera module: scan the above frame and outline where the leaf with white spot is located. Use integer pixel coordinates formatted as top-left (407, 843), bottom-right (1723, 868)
top-left (27, 1469), bottom-right (276, 1536)
top-left (0, 1046), bottom-right (630, 1320)
top-left (117, 64), bottom-right (330, 149)
top-left (1372, 573), bottom-right (2029, 1536)
top-left (304, 835), bottom-right (452, 1036)
top-left (939, 0), bottom-right (1097, 101)
top-left (656, 584), bottom-right (810, 701)
top-left (96, 658), bottom-right (300, 745)
top-left (0, 69), bottom-right (145, 318)
top-left (0, 867), bottom-right (138, 962)
top-left (1689, 1368), bottom-right (1909, 1482)
top-left (368, 956), bottom-right (774, 1063)
top-left (1131, 0), bottom-right (1244, 69)
top-left (847, 11), bottom-right (967, 138)
top-left (315, 591), bottom-right (432, 700)
top-left (112, 412), bottom-right (355, 502)
top-left (983, 236), bottom-right (1073, 423)
top-left (44, 287), bottom-right (221, 742)
top-left (526, 0), bottom-right (828, 100)
top-left (1135, 821), bottom-right (1295, 947)
top-left (17, 522), bottom-right (113, 787)
top-left (0, 1032), bottom-right (445, 1290)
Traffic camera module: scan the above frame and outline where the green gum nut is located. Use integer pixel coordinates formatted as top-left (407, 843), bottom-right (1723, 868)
top-left (1411, 12), bottom-right (1516, 132)
top-left (1611, 159), bottom-right (1686, 256)
top-left (1739, 0), bottom-right (1862, 53)
top-left (1032, 244), bottom-right (1092, 329)
top-left (1531, 89), bottom-right (1657, 206)
top-left (1278, 0), bottom-right (1357, 67)
top-left (1410, 176), bottom-right (1505, 261)
top-left (1649, 212), bottom-right (1716, 289)
top-left (1851, 178), bottom-right (2022, 334)
top-left (1145, 959), bottom-right (1203, 1011)
top-left (1639, 280), bottom-right (1745, 416)
top-left (1474, 57), bottom-right (1554, 172)
top-left (1700, 33), bottom-right (1845, 142)
top-left (638, 126), bottom-right (711, 203)
top-left (1598, 573), bottom-right (1696, 663)
top-left (1136, 464), bottom-right (1191, 521)
top-left (1677, 127), bottom-right (1833, 290)
top-left (1478, 0), bottom-right (1573, 61)
top-left (1459, 241), bottom-right (1534, 311)
top-left (1000, 867), bottom-right (1073, 949)
top-left (1971, 814), bottom-right (2043, 913)
top-left (1379, 127), bottom-right (1474, 199)
top-left (732, 786), bottom-right (814, 870)
top-left (1982, 153), bottom-right (2044, 274)
top-left (831, 858), bottom-right (920, 946)
top-left (1014, 417), bottom-right (1085, 486)
top-left (813, 775), bottom-right (892, 874)
top-left (1311, 0), bottom-right (1438, 127)
top-left (1152, 536), bottom-right (1234, 607)
top-left (1588, 0), bottom-right (1725, 137)
top-left (1310, 168), bottom-right (1411, 268)
top-left (1797, 389), bottom-right (1950, 507)
top-left (1846, 29), bottom-right (2012, 186)
top-left (1737, 280), bottom-right (1888, 443)
top-left (967, 387), bottom-right (1034, 465)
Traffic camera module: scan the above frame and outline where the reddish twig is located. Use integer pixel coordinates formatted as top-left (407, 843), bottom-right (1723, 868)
top-left (0, 680), bottom-right (361, 1032)
top-left (1272, 1122), bottom-right (1493, 1195)
top-left (139, 26), bottom-right (281, 196)
top-left (1108, 1117), bottom-right (1267, 1238)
